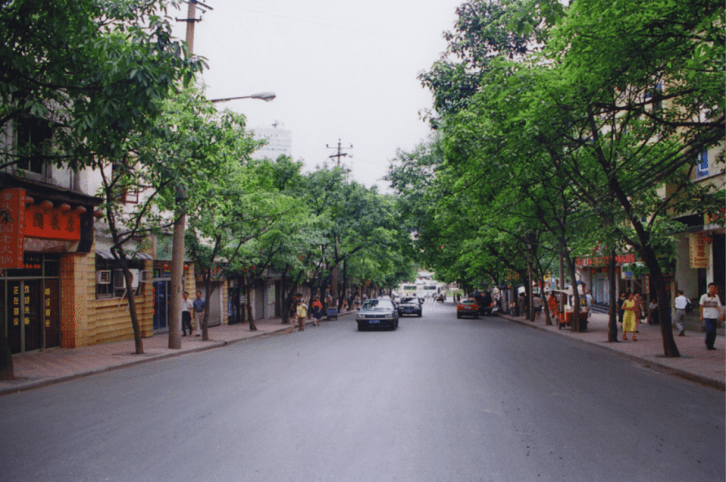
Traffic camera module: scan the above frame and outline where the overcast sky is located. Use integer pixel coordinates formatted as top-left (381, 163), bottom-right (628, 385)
top-left (170, 0), bottom-right (464, 190)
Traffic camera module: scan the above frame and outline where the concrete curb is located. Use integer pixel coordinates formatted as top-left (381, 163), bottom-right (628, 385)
top-left (0, 311), bottom-right (357, 397)
top-left (500, 313), bottom-right (725, 391)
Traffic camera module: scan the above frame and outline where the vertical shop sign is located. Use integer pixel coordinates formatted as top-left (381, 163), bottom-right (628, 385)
top-left (0, 188), bottom-right (26, 269)
top-left (689, 233), bottom-right (710, 269)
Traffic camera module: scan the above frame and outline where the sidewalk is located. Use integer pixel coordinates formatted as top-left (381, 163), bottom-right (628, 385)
top-left (499, 309), bottom-right (725, 390)
top-left (0, 311), bottom-right (355, 396)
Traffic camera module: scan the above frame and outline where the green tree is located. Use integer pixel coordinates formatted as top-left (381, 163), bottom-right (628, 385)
top-left (0, 0), bottom-right (201, 373)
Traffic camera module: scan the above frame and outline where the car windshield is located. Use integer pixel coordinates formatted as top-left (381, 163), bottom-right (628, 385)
top-left (361, 300), bottom-right (394, 311)
top-left (461, 299), bottom-right (476, 305)
top-left (400, 297), bottom-right (417, 303)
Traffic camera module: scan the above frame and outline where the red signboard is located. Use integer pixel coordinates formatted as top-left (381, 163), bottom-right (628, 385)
top-left (24, 205), bottom-right (80, 241)
top-left (0, 188), bottom-right (26, 269)
top-left (576, 253), bottom-right (636, 267)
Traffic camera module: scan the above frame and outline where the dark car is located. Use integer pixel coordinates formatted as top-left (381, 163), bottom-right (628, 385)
top-left (457, 298), bottom-right (479, 319)
top-left (398, 297), bottom-right (422, 317)
top-left (357, 299), bottom-right (399, 331)
top-left (436, 293), bottom-right (446, 302)
top-left (475, 291), bottom-right (494, 316)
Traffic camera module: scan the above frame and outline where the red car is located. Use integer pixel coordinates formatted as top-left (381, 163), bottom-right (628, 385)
top-left (457, 298), bottom-right (479, 319)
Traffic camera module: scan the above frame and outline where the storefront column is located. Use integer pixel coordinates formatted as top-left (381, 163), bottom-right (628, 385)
top-left (60, 252), bottom-right (94, 348)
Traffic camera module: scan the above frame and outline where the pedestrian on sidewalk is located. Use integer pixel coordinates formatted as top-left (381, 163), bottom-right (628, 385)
top-left (673, 290), bottom-right (689, 336)
top-left (617, 291), bottom-right (626, 326)
top-left (533, 294), bottom-right (543, 320)
top-left (548, 292), bottom-right (559, 322)
top-left (700, 283), bottom-right (723, 351)
top-left (181, 291), bottom-right (193, 336)
top-left (312, 296), bottom-right (323, 326)
top-left (193, 290), bottom-right (205, 336)
top-left (296, 299), bottom-right (307, 332)
top-left (623, 292), bottom-right (637, 341)
top-left (585, 290), bottom-right (593, 318)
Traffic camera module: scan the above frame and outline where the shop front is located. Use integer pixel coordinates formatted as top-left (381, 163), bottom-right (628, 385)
top-left (1, 254), bottom-right (60, 354)
top-left (1, 184), bottom-right (98, 354)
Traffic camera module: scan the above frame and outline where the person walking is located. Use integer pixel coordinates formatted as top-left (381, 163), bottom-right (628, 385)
top-left (623, 292), bottom-right (637, 341)
top-left (585, 289), bottom-right (593, 318)
top-left (312, 296), bottom-right (323, 326)
top-left (673, 290), bottom-right (689, 336)
top-left (548, 292), bottom-right (559, 322)
top-left (700, 283), bottom-right (724, 351)
top-left (532, 294), bottom-right (543, 320)
top-left (192, 290), bottom-right (205, 337)
top-left (617, 291), bottom-right (626, 326)
top-left (181, 291), bottom-right (193, 337)
top-left (296, 299), bottom-right (307, 332)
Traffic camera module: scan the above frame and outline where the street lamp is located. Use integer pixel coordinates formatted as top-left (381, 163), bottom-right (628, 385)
top-left (210, 92), bottom-right (276, 104)
top-left (169, 91), bottom-right (276, 349)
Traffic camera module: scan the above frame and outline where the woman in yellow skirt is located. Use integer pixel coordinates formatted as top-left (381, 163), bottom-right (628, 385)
top-left (622, 292), bottom-right (637, 341)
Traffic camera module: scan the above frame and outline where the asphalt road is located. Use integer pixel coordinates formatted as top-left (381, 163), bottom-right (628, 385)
top-left (1, 301), bottom-right (723, 482)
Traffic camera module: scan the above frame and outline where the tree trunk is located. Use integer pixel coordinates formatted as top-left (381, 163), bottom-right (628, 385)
top-left (122, 266), bottom-right (144, 354)
top-left (565, 256), bottom-right (581, 332)
top-left (245, 275), bottom-right (256, 331)
top-left (0, 323), bottom-right (14, 380)
top-left (201, 273), bottom-right (218, 341)
top-left (607, 248), bottom-right (619, 342)
top-left (640, 247), bottom-right (680, 357)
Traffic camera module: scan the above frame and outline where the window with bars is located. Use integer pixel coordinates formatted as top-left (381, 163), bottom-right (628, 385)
top-left (697, 150), bottom-right (709, 178)
top-left (15, 117), bottom-right (53, 175)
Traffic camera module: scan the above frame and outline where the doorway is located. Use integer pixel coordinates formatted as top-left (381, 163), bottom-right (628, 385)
top-left (4, 279), bottom-right (59, 354)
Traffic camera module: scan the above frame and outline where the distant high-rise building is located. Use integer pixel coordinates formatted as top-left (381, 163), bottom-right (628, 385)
top-left (251, 123), bottom-right (292, 160)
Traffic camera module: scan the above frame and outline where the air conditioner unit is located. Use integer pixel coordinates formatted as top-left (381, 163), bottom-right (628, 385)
top-left (140, 270), bottom-right (152, 283)
top-left (129, 269), bottom-right (140, 289)
top-left (96, 270), bottom-right (111, 284)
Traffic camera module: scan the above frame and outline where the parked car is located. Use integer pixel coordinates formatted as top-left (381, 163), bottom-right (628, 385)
top-left (474, 291), bottom-right (494, 316)
top-left (456, 298), bottom-right (479, 319)
top-left (357, 299), bottom-right (399, 330)
top-left (398, 297), bottom-right (422, 317)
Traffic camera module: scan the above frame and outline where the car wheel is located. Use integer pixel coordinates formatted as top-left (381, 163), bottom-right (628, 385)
top-left (358, 323), bottom-right (365, 331)
top-left (457, 313), bottom-right (461, 319)
top-left (418, 312), bottom-right (422, 317)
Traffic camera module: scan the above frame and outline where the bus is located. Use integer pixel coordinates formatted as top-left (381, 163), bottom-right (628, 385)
top-left (400, 284), bottom-right (417, 297)
top-left (416, 280), bottom-right (441, 300)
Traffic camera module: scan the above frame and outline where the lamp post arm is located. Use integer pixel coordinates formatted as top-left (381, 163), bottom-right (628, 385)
top-left (210, 92), bottom-right (276, 104)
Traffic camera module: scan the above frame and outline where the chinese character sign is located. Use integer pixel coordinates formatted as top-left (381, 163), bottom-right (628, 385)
top-left (0, 188), bottom-right (25, 269)
top-left (24, 205), bottom-right (80, 241)
top-left (689, 233), bottom-right (710, 269)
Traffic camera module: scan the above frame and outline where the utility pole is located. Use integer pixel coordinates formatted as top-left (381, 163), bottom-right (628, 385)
top-left (326, 139), bottom-right (353, 168)
top-left (325, 139), bottom-right (352, 310)
top-left (169, 0), bottom-right (211, 349)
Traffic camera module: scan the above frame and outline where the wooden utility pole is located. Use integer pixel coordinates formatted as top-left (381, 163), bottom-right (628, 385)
top-left (326, 139), bottom-right (353, 168)
top-left (169, 0), bottom-right (210, 349)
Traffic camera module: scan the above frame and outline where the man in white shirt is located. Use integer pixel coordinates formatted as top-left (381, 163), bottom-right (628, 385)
top-left (181, 291), bottom-right (194, 336)
top-left (673, 289), bottom-right (689, 336)
top-left (700, 283), bottom-right (724, 351)
top-left (585, 290), bottom-right (593, 318)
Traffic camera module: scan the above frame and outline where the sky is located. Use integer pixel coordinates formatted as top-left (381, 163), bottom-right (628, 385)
top-left (169, 0), bottom-right (465, 191)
